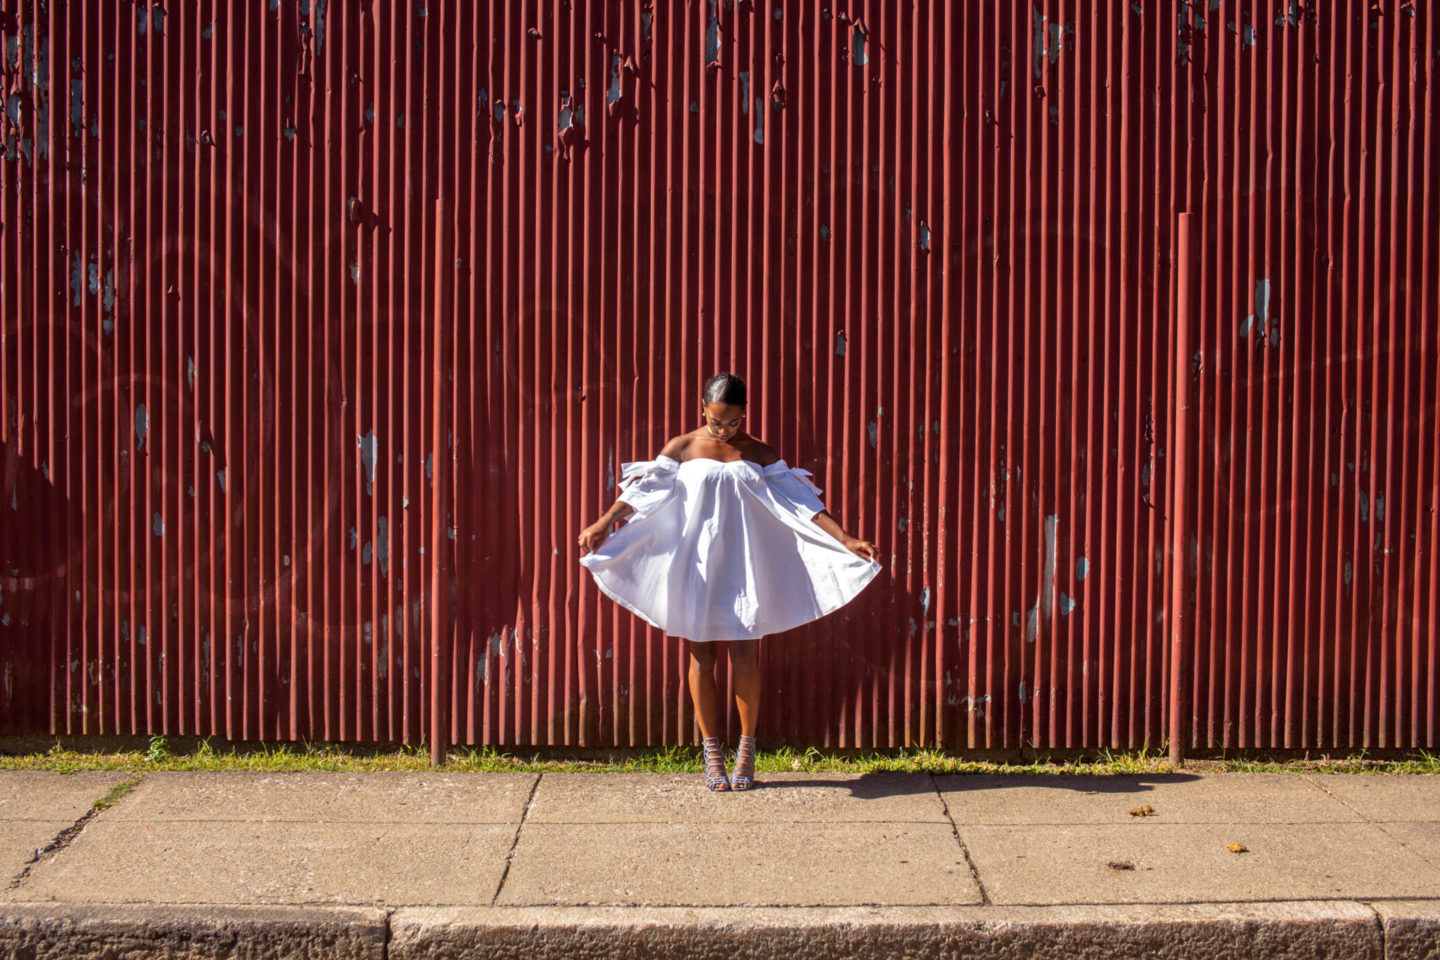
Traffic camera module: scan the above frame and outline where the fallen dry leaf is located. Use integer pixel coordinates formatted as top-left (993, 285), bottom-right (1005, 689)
top-left (1228, 843), bottom-right (1249, 853)
top-left (1108, 861), bottom-right (1136, 870)
top-left (1129, 804), bottom-right (1157, 817)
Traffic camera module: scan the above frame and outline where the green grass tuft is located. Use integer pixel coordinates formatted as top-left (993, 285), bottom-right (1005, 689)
top-left (93, 774), bottom-right (143, 811)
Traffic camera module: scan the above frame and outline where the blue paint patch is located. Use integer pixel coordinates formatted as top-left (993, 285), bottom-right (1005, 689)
top-left (1033, 6), bottom-right (1070, 77)
top-left (201, 24), bottom-right (213, 39)
top-left (69, 254), bottom-right (83, 307)
top-left (852, 26), bottom-right (868, 66)
top-left (918, 221), bottom-right (931, 252)
top-left (1059, 591), bottom-right (1077, 615)
top-left (216, 468), bottom-right (227, 493)
top-left (739, 71), bottom-right (750, 112)
top-left (153, 512), bottom-right (164, 536)
top-left (606, 54), bottom-right (622, 106)
top-left (705, 0), bottom-right (721, 62)
top-left (753, 98), bottom-right (764, 143)
top-left (152, 5), bottom-right (166, 32)
top-left (135, 403), bottom-right (148, 450)
top-left (867, 421), bottom-right (878, 448)
top-left (314, 0), bottom-right (329, 50)
top-left (835, 331), bottom-right (846, 355)
top-left (376, 516), bottom-right (390, 576)
top-left (1076, 556), bottom-right (1090, 580)
top-left (283, 124), bottom-right (297, 141)
top-left (357, 430), bottom-right (378, 494)
top-left (70, 78), bottom-right (85, 136)
top-left (1359, 491), bottom-right (1369, 523)
top-left (820, 223), bottom-right (831, 241)
top-left (136, 5), bottom-right (148, 34)
top-left (1275, 3), bottom-right (1303, 27)
top-left (1242, 278), bottom-right (1272, 338)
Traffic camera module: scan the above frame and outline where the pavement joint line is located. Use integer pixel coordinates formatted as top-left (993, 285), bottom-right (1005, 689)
top-left (1362, 820), bottom-right (1440, 873)
top-left (6, 772), bottom-right (144, 891)
top-left (930, 771), bottom-right (991, 906)
top-left (490, 771), bottom-right (542, 907)
top-left (1297, 772), bottom-right (1440, 873)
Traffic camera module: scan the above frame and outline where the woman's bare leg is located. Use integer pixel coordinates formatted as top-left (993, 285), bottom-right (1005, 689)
top-left (729, 639), bottom-right (761, 737)
top-left (687, 641), bottom-right (720, 739)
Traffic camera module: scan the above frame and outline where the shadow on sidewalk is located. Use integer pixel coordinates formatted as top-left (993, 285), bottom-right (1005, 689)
top-left (753, 771), bottom-right (1202, 798)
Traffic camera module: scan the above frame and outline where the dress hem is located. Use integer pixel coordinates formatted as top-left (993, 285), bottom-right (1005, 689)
top-left (580, 552), bottom-right (884, 643)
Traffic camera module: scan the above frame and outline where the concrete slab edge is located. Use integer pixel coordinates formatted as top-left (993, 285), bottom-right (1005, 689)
top-left (3, 900), bottom-right (1436, 960)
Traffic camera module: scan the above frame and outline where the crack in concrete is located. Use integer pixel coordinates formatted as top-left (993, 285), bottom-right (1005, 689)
top-left (490, 772), bottom-right (542, 906)
top-left (8, 773), bottom-right (144, 891)
top-left (931, 772), bottom-right (991, 906)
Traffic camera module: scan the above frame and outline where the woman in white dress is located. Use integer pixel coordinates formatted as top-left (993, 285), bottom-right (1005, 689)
top-left (576, 373), bottom-right (882, 790)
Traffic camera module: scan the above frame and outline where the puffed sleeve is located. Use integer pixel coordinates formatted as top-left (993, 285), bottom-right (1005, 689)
top-left (615, 455), bottom-right (681, 520)
top-left (763, 460), bottom-right (827, 525)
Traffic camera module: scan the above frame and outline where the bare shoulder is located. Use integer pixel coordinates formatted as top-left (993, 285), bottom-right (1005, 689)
top-left (658, 435), bottom-right (692, 461)
top-left (744, 438), bottom-right (782, 467)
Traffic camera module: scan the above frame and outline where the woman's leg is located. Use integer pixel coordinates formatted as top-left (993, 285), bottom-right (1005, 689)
top-left (686, 641), bottom-right (720, 739)
top-left (729, 639), bottom-right (761, 737)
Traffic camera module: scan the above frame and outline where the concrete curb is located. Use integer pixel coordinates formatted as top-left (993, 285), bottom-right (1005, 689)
top-left (391, 902), bottom-right (1388, 959)
top-left (5, 900), bottom-right (1436, 960)
top-left (0, 903), bottom-right (389, 959)
top-left (1373, 900), bottom-right (1440, 960)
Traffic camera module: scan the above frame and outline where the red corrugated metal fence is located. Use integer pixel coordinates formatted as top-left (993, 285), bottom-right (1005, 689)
top-left (1, 2), bottom-right (1434, 752)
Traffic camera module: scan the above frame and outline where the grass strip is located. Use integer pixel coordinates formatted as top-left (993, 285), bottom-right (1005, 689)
top-left (1, 739), bottom-right (1436, 776)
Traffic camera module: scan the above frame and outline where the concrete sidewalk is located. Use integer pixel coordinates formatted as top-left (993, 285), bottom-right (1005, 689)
top-left (1, 768), bottom-right (1437, 958)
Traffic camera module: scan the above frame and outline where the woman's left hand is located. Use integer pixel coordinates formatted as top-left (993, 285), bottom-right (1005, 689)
top-left (842, 536), bottom-right (879, 562)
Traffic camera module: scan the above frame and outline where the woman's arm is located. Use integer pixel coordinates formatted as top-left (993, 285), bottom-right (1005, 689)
top-left (578, 438), bottom-right (687, 555)
top-left (578, 499), bottom-right (634, 555)
top-left (810, 509), bottom-right (880, 562)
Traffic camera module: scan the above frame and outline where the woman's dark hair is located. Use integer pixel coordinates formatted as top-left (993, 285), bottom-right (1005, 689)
top-left (701, 372), bottom-right (747, 407)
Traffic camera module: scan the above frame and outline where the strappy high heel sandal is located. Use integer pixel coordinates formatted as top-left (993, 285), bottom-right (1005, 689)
top-left (731, 733), bottom-right (757, 791)
top-left (702, 735), bottom-right (730, 791)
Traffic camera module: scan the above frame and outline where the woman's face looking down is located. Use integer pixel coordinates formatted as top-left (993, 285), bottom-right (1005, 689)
top-left (702, 402), bottom-right (745, 443)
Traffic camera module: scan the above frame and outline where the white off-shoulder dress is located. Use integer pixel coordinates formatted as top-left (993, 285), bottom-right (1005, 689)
top-left (578, 454), bottom-right (883, 642)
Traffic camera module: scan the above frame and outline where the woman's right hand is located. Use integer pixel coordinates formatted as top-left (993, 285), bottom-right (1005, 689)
top-left (577, 521), bottom-right (611, 555)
